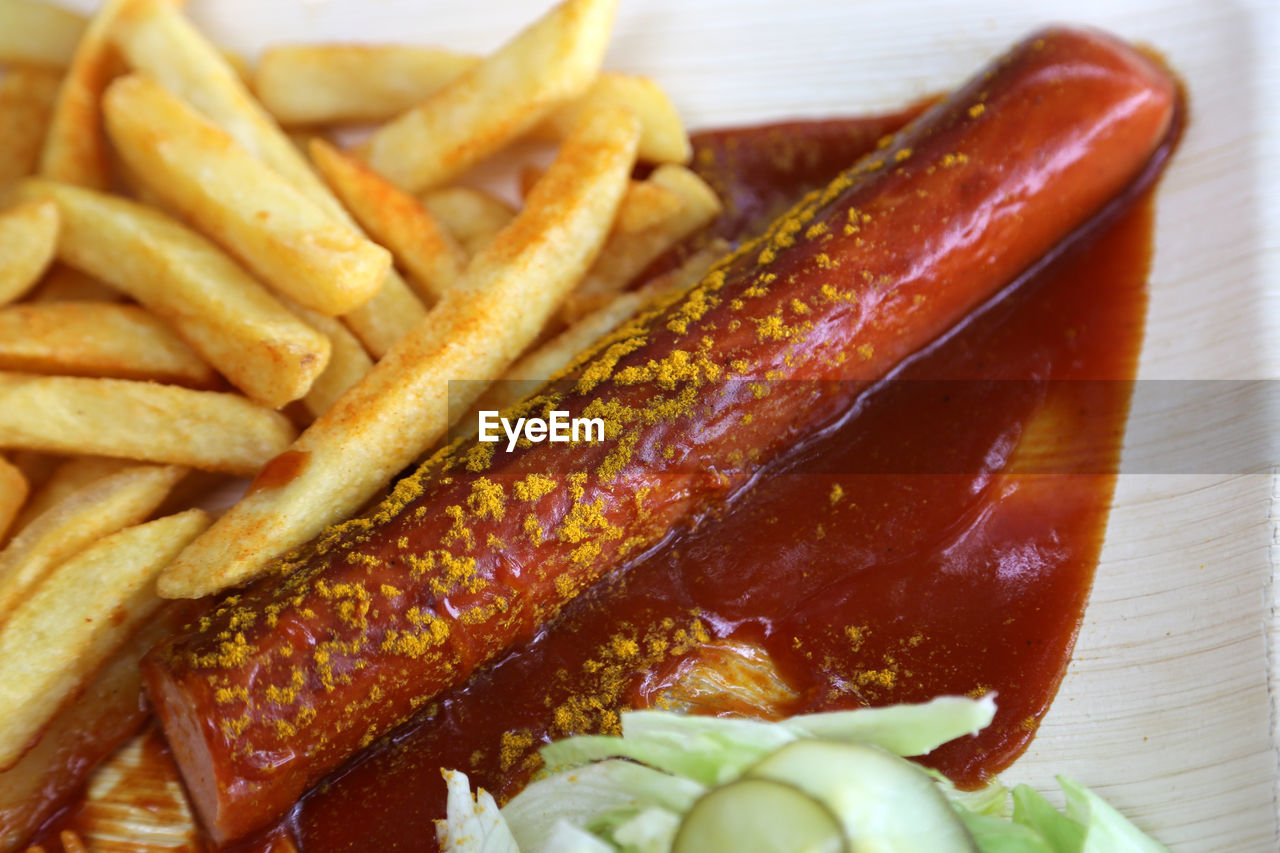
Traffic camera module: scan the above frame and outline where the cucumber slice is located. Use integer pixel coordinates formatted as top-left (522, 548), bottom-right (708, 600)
top-left (672, 777), bottom-right (848, 853)
top-left (745, 740), bottom-right (976, 853)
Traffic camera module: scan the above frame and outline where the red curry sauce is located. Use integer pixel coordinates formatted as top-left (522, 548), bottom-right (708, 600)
top-left (260, 111), bottom-right (1167, 852)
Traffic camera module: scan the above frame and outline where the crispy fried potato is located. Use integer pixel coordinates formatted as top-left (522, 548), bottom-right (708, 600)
top-left (104, 74), bottom-right (391, 317)
top-left (0, 603), bottom-right (189, 853)
top-left (283, 299), bottom-right (374, 418)
top-left (561, 163), bottom-right (721, 321)
top-left (112, 0), bottom-right (427, 356)
top-left (17, 179), bottom-right (331, 408)
top-left (0, 373), bottom-right (296, 476)
top-left (0, 0), bottom-right (85, 68)
top-left (0, 200), bottom-right (59, 306)
top-left (358, 0), bottom-right (618, 192)
top-left (0, 302), bottom-right (218, 387)
top-left (28, 264), bottom-right (121, 303)
top-left (0, 455), bottom-right (26, 544)
top-left (311, 139), bottom-right (464, 304)
top-left (9, 455), bottom-right (132, 537)
top-left (0, 509), bottom-right (210, 772)
top-left (38, 0), bottom-right (129, 189)
top-left (160, 106), bottom-right (640, 599)
top-left (255, 44), bottom-right (689, 164)
top-left (254, 43), bottom-right (475, 126)
top-left (0, 462), bottom-right (186, 623)
top-left (421, 186), bottom-right (515, 259)
top-left (0, 67), bottom-right (61, 189)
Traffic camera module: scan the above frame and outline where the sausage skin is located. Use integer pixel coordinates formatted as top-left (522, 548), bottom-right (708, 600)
top-left (143, 27), bottom-right (1177, 843)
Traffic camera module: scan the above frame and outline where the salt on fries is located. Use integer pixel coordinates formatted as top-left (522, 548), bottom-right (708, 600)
top-left (0, 0), bottom-right (707, 846)
top-left (0, 68), bottom-right (60, 189)
top-left (310, 138), bottom-right (465, 304)
top-left (0, 200), bottom-right (58, 305)
top-left (161, 106), bottom-right (641, 599)
top-left (256, 45), bottom-right (691, 165)
top-left (0, 302), bottom-right (218, 387)
top-left (104, 74), bottom-right (392, 317)
top-left (112, 0), bottom-right (428, 357)
top-left (15, 179), bottom-right (332, 408)
top-left (357, 0), bottom-right (618, 192)
top-left (0, 463), bottom-right (187, 623)
top-left (0, 509), bottom-right (210, 770)
top-left (0, 373), bottom-right (296, 475)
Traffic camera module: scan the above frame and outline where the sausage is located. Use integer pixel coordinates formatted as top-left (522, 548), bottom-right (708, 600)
top-left (142, 26), bottom-right (1177, 843)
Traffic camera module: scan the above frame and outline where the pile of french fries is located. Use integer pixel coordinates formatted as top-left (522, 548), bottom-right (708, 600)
top-left (0, 0), bottom-right (727, 848)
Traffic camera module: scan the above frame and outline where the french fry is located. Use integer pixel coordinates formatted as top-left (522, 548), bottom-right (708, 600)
top-left (0, 200), bottom-right (59, 306)
top-left (104, 74), bottom-right (392, 317)
top-left (0, 462), bottom-right (186, 623)
top-left (9, 455), bottom-right (132, 537)
top-left (38, 0), bottom-right (129, 189)
top-left (358, 0), bottom-right (618, 192)
top-left (0, 509), bottom-right (210, 771)
top-left (284, 299), bottom-right (374, 418)
top-left (311, 139), bottom-right (465, 304)
top-left (28, 263), bottom-right (121, 303)
top-left (0, 0), bottom-right (86, 68)
top-left (16, 179), bottom-right (332, 409)
top-left (561, 163), bottom-right (722, 321)
top-left (0, 455), bottom-right (26, 544)
top-left (160, 106), bottom-right (640, 599)
top-left (0, 373), bottom-right (296, 477)
top-left (0, 67), bottom-right (61, 189)
top-left (254, 43), bottom-right (475, 126)
top-left (0, 302), bottom-right (219, 387)
top-left (421, 186), bottom-right (515, 259)
top-left (256, 43), bottom-right (689, 164)
top-left (112, 0), bottom-right (427, 356)
top-left (0, 603), bottom-right (190, 853)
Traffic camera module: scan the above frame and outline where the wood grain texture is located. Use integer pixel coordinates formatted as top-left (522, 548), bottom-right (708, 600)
top-left (50, 0), bottom-right (1279, 849)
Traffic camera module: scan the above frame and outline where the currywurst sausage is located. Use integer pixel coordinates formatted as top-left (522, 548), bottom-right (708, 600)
top-left (143, 27), bottom-right (1177, 842)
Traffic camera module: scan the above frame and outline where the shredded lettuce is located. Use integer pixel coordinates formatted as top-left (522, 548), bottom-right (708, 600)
top-left (435, 698), bottom-right (1170, 853)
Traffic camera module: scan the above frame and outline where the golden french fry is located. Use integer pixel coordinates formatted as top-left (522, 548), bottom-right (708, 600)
top-left (0, 509), bottom-right (210, 771)
top-left (532, 72), bottom-right (691, 164)
top-left (0, 455), bottom-right (26, 544)
top-left (104, 74), bottom-right (392, 317)
top-left (283, 299), bottom-right (374, 419)
top-left (38, 0), bottom-right (129, 189)
top-left (561, 163), bottom-right (721, 321)
top-left (311, 139), bottom-right (465, 304)
top-left (0, 0), bottom-right (86, 68)
top-left (28, 263), bottom-right (121, 303)
top-left (17, 179), bottom-right (332, 408)
top-left (358, 0), bottom-right (618, 192)
top-left (0, 67), bottom-right (61, 189)
top-left (254, 43), bottom-right (475, 126)
top-left (0, 603), bottom-right (186, 852)
top-left (0, 302), bottom-right (219, 387)
top-left (421, 186), bottom-right (515, 259)
top-left (161, 106), bottom-right (640, 599)
top-left (0, 200), bottom-right (59, 306)
top-left (0, 372), bottom-right (296, 476)
top-left (112, 0), bottom-right (428, 356)
top-left (8, 455), bottom-right (132, 537)
top-left (0, 462), bottom-right (186, 623)
top-left (255, 43), bottom-right (689, 164)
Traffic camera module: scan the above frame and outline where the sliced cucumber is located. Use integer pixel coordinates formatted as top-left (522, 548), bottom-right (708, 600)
top-left (745, 740), bottom-right (977, 853)
top-left (672, 777), bottom-right (848, 853)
